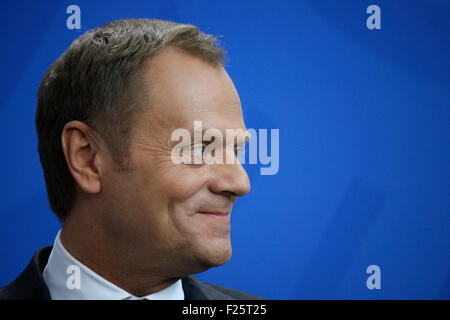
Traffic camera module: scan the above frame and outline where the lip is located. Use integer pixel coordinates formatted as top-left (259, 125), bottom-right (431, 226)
top-left (198, 211), bottom-right (229, 216)
top-left (197, 211), bottom-right (231, 222)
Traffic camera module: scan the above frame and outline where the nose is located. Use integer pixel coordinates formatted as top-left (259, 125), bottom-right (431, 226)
top-left (208, 155), bottom-right (251, 198)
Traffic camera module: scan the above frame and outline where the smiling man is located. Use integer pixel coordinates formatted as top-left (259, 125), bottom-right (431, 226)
top-left (0, 18), bottom-right (262, 300)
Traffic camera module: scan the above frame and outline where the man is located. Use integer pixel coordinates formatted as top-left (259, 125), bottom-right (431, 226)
top-left (0, 18), bottom-right (262, 300)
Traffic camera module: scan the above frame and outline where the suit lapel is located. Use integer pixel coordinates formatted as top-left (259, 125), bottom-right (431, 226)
top-left (0, 246), bottom-right (52, 300)
top-left (182, 275), bottom-right (234, 300)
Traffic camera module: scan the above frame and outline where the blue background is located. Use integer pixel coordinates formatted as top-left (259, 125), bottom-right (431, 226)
top-left (0, 0), bottom-right (449, 299)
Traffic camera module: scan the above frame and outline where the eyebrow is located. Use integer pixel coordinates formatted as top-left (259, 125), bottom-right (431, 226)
top-left (192, 127), bottom-right (251, 144)
top-left (204, 127), bottom-right (250, 136)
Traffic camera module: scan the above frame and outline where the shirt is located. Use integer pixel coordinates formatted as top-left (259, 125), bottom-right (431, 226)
top-left (43, 230), bottom-right (185, 300)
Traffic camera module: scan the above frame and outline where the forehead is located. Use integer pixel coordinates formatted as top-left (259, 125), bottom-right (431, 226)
top-left (141, 47), bottom-right (245, 132)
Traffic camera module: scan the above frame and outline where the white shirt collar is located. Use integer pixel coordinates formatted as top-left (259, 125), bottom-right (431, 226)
top-left (43, 230), bottom-right (185, 300)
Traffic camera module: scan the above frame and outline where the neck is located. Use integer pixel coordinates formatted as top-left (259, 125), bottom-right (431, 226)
top-left (60, 208), bottom-right (180, 297)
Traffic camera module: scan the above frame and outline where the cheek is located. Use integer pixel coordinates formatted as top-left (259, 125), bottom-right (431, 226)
top-left (131, 149), bottom-right (208, 201)
top-left (156, 167), bottom-right (209, 202)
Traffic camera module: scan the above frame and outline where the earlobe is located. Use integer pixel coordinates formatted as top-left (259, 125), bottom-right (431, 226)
top-left (61, 121), bottom-right (103, 194)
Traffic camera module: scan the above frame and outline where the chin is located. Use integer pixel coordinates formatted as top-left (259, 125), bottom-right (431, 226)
top-left (196, 239), bottom-right (232, 270)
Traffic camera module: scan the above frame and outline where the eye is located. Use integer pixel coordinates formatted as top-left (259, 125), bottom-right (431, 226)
top-left (234, 146), bottom-right (245, 156)
top-left (191, 144), bottom-right (206, 156)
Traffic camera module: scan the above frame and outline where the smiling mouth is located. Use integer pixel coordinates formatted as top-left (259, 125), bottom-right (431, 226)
top-left (197, 211), bottom-right (231, 222)
top-left (198, 211), bottom-right (228, 216)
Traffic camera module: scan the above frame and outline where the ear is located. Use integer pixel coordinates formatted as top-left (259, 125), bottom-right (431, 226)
top-left (61, 121), bottom-right (104, 194)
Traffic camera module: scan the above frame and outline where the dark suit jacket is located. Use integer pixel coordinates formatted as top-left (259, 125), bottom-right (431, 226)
top-left (0, 246), bottom-right (263, 300)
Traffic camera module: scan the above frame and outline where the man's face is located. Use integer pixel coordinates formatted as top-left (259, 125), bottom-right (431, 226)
top-left (100, 47), bottom-right (250, 276)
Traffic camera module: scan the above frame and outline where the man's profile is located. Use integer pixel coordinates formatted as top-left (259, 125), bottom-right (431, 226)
top-left (0, 18), bottom-right (262, 300)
